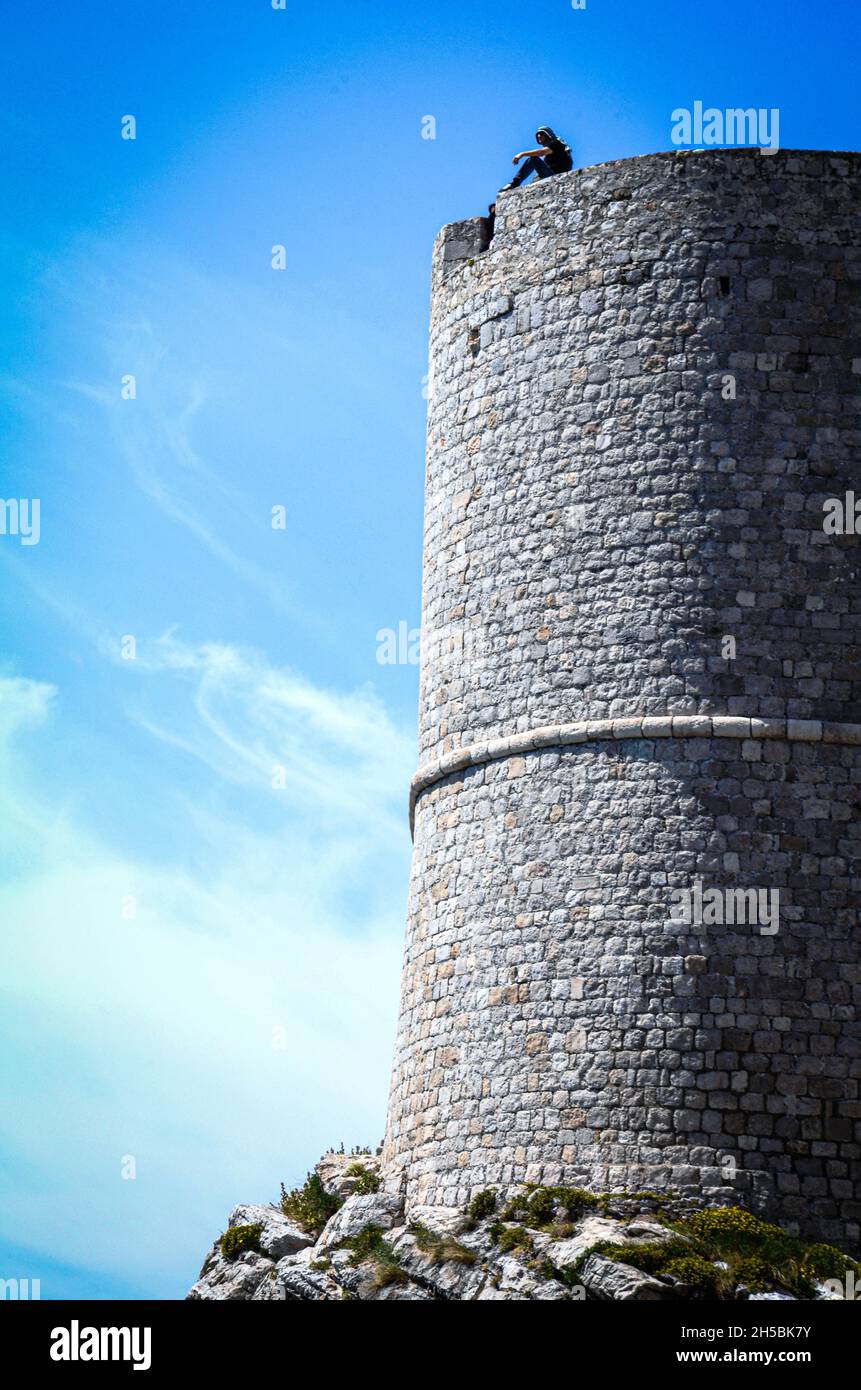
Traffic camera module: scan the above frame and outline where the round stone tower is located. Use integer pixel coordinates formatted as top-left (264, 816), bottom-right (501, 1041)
top-left (382, 149), bottom-right (861, 1246)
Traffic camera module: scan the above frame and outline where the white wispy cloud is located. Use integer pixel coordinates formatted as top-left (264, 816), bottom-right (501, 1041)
top-left (0, 648), bottom-right (414, 1296)
top-left (117, 630), bottom-right (413, 828)
top-left (0, 216), bottom-right (420, 1297)
top-left (32, 242), bottom-right (320, 621)
top-left (0, 675), bottom-right (56, 742)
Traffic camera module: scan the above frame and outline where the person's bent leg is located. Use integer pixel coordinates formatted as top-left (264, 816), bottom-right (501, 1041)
top-left (502, 154), bottom-right (553, 192)
top-left (511, 155), bottom-right (539, 186)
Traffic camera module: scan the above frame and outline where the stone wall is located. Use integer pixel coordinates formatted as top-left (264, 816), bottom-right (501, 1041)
top-left (383, 149), bottom-right (861, 1246)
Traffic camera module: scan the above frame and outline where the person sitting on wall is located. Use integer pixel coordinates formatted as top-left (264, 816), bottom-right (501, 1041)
top-left (500, 126), bottom-right (573, 191)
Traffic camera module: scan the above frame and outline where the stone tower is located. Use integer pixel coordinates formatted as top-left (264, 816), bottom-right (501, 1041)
top-left (382, 149), bottom-right (861, 1246)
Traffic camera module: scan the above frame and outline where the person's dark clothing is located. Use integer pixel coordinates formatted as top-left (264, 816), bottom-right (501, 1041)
top-left (535, 126), bottom-right (573, 173)
top-left (509, 127), bottom-right (573, 187)
top-left (543, 143), bottom-right (573, 174)
top-left (510, 155), bottom-right (554, 186)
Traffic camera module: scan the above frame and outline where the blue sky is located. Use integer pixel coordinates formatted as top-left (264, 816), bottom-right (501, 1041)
top-left (1, 0), bottom-right (859, 1300)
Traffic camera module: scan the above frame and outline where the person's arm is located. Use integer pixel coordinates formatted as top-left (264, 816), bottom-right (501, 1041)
top-left (512, 146), bottom-right (551, 163)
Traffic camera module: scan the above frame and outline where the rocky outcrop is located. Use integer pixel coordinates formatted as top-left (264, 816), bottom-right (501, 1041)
top-left (189, 1247), bottom-right (275, 1302)
top-left (579, 1254), bottom-right (680, 1302)
top-left (188, 1159), bottom-right (859, 1302)
top-left (314, 1151), bottom-right (381, 1200)
top-left (227, 1204), bottom-right (312, 1260)
top-left (315, 1192), bottom-right (402, 1254)
top-left (187, 1204), bottom-right (313, 1301)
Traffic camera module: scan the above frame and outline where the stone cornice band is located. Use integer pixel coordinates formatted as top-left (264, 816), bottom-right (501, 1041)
top-left (409, 714), bottom-right (861, 833)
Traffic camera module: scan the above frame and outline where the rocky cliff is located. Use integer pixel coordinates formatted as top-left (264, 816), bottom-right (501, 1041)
top-left (188, 1150), bottom-right (858, 1301)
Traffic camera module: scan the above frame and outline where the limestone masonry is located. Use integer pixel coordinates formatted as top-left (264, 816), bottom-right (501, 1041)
top-left (381, 149), bottom-right (861, 1246)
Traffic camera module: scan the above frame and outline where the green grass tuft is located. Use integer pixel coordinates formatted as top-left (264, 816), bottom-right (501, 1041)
top-left (410, 1223), bottom-right (477, 1266)
top-left (338, 1223), bottom-right (407, 1289)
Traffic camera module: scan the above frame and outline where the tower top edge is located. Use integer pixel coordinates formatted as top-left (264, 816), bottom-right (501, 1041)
top-left (433, 147), bottom-right (861, 269)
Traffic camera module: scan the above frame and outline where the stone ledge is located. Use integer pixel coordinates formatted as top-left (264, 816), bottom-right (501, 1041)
top-left (409, 714), bottom-right (861, 832)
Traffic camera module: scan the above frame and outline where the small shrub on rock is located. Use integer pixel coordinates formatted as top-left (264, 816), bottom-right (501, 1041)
top-left (465, 1188), bottom-right (497, 1227)
top-left (654, 1205), bottom-right (859, 1299)
top-left (339, 1223), bottom-right (406, 1289)
top-left (344, 1163), bottom-right (381, 1195)
top-left (661, 1254), bottom-right (722, 1298)
top-left (594, 1237), bottom-right (691, 1277)
top-left (279, 1172), bottom-right (342, 1235)
top-left (802, 1243), bottom-right (860, 1281)
top-left (491, 1224), bottom-right (534, 1255)
top-left (220, 1224), bottom-right (263, 1260)
top-left (732, 1255), bottom-right (773, 1294)
top-left (684, 1206), bottom-right (775, 1249)
top-left (503, 1185), bottom-right (598, 1227)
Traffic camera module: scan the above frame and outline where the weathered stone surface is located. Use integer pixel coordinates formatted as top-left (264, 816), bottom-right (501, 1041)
top-left (408, 1205), bottom-right (472, 1236)
top-left (580, 1254), bottom-right (676, 1301)
top-left (623, 1219), bottom-right (680, 1242)
top-left (227, 1204), bottom-right (312, 1260)
top-left (383, 150), bottom-right (861, 1245)
top-left (372, 1280), bottom-right (436, 1301)
top-left (532, 1216), bottom-right (629, 1268)
top-left (389, 1229), bottom-right (487, 1300)
top-left (188, 1245), bottom-right (274, 1301)
top-left (315, 1151), bottom-right (381, 1199)
top-left (314, 1192), bottom-right (404, 1254)
top-left (493, 1255), bottom-right (571, 1300)
top-left (746, 1290), bottom-right (798, 1302)
top-left (262, 1260), bottom-right (339, 1302)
